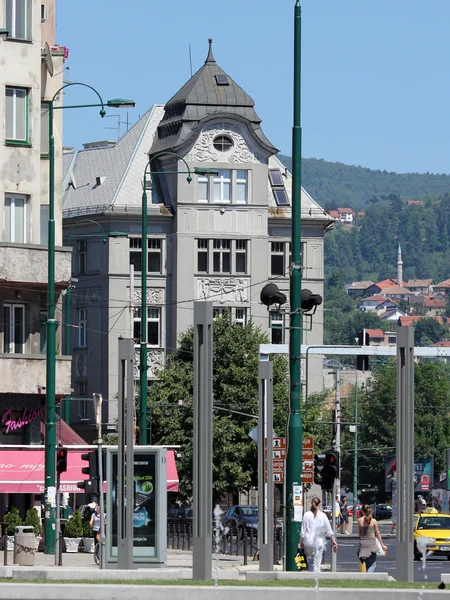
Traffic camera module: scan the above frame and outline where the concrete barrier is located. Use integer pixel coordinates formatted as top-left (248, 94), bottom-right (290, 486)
top-left (0, 584), bottom-right (446, 600)
top-left (246, 571), bottom-right (390, 581)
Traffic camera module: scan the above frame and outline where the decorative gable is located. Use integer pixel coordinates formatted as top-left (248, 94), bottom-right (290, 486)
top-left (184, 121), bottom-right (268, 164)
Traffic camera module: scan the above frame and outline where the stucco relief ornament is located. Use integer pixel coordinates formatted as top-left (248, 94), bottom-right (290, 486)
top-left (72, 288), bottom-right (101, 306)
top-left (187, 122), bottom-right (264, 164)
top-left (147, 350), bottom-right (165, 379)
top-left (133, 289), bottom-right (164, 304)
top-left (197, 278), bottom-right (248, 304)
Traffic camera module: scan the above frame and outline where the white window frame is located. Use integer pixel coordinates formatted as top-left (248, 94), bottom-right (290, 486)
top-left (235, 170), bottom-right (248, 204)
top-left (6, 0), bottom-right (29, 40)
top-left (270, 241), bottom-right (285, 276)
top-left (197, 173), bottom-right (209, 203)
top-left (4, 193), bottom-right (27, 243)
top-left (129, 237), bottom-right (163, 274)
top-left (40, 3), bottom-right (46, 22)
top-left (78, 308), bottom-right (87, 347)
top-left (213, 307), bottom-right (229, 320)
top-left (213, 239), bottom-right (231, 274)
top-left (197, 239), bottom-right (209, 273)
top-left (5, 87), bottom-right (28, 142)
top-left (133, 307), bottom-right (161, 347)
top-left (3, 302), bottom-right (25, 354)
top-left (270, 310), bottom-right (284, 344)
top-left (213, 170), bottom-right (231, 203)
top-left (235, 307), bottom-right (247, 326)
top-left (235, 240), bottom-right (247, 274)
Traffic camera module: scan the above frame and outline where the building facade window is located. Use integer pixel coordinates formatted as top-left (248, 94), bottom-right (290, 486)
top-left (197, 239), bottom-right (208, 272)
top-left (213, 239), bottom-right (231, 273)
top-left (270, 311), bottom-right (284, 344)
top-left (213, 135), bottom-right (233, 152)
top-left (133, 307), bottom-right (161, 347)
top-left (197, 169), bottom-right (249, 204)
top-left (40, 103), bottom-right (50, 155)
top-left (236, 170), bottom-right (248, 204)
top-left (40, 205), bottom-right (48, 244)
top-left (6, 0), bottom-right (30, 40)
top-left (271, 242), bottom-right (285, 276)
top-left (39, 311), bottom-right (47, 353)
top-left (235, 308), bottom-right (247, 326)
top-left (78, 239), bottom-right (87, 274)
top-left (197, 239), bottom-right (249, 275)
top-left (235, 240), bottom-right (247, 273)
top-left (3, 303), bottom-right (25, 353)
top-left (270, 241), bottom-right (304, 276)
top-left (213, 307), bottom-right (229, 319)
top-left (129, 237), bottom-right (162, 273)
top-left (4, 194), bottom-right (27, 243)
top-left (5, 87), bottom-right (28, 143)
top-left (78, 308), bottom-right (87, 347)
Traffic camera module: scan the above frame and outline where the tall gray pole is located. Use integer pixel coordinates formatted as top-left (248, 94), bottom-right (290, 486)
top-left (94, 393), bottom-right (106, 570)
top-left (396, 325), bottom-right (414, 582)
top-left (193, 302), bottom-right (213, 580)
top-left (331, 368), bottom-right (340, 572)
top-left (117, 338), bottom-right (135, 570)
top-left (258, 358), bottom-right (274, 571)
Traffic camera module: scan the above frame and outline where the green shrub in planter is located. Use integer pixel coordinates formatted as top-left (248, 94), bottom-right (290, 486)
top-left (24, 508), bottom-right (42, 536)
top-left (4, 506), bottom-right (22, 535)
top-left (82, 516), bottom-right (93, 538)
top-left (64, 509), bottom-right (83, 538)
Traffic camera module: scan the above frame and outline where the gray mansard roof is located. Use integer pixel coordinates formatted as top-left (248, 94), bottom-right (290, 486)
top-left (150, 39), bottom-right (278, 157)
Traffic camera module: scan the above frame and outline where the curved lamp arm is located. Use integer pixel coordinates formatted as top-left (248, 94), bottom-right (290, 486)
top-left (52, 82), bottom-right (106, 116)
top-left (67, 219), bottom-right (107, 245)
top-left (143, 150), bottom-right (193, 184)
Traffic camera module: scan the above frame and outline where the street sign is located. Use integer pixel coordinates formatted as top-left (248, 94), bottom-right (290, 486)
top-left (273, 459), bottom-right (284, 472)
top-left (273, 448), bottom-right (286, 460)
top-left (301, 471), bottom-right (313, 484)
top-left (273, 472), bottom-right (284, 483)
top-left (302, 437), bottom-right (313, 449)
top-left (303, 460), bottom-right (313, 472)
top-left (302, 448), bottom-right (313, 461)
top-left (273, 438), bottom-right (286, 449)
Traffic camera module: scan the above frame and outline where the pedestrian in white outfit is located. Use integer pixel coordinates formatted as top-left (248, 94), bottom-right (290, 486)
top-left (299, 497), bottom-right (337, 572)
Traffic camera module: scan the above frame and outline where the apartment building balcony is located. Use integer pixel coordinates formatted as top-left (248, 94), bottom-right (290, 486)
top-left (0, 243), bottom-right (71, 287)
top-left (0, 353), bottom-right (71, 395)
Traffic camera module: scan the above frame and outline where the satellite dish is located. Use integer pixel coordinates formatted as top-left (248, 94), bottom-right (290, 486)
top-left (42, 42), bottom-right (54, 77)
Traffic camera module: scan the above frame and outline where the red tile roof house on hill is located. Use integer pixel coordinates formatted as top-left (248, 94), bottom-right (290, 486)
top-left (405, 279), bottom-right (433, 294)
top-left (434, 279), bottom-right (450, 294)
top-left (398, 315), bottom-right (445, 327)
top-left (346, 281), bottom-right (375, 298)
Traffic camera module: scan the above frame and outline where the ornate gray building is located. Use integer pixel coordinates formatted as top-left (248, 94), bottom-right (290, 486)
top-left (62, 41), bottom-right (333, 438)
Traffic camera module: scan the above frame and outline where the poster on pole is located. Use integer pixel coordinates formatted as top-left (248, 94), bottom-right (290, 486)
top-left (385, 456), bottom-right (434, 493)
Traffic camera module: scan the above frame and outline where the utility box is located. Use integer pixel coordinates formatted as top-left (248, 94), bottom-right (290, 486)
top-left (14, 526), bottom-right (35, 566)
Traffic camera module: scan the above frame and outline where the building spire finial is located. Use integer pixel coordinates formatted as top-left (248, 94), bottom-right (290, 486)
top-left (205, 37), bottom-right (215, 64)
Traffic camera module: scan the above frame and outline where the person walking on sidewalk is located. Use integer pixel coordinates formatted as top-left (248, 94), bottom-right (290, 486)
top-left (340, 496), bottom-right (349, 534)
top-left (357, 504), bottom-right (387, 572)
top-left (300, 497), bottom-right (338, 572)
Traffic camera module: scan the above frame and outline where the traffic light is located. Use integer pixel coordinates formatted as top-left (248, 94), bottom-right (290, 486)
top-left (325, 450), bottom-right (340, 479)
top-left (56, 447), bottom-right (67, 474)
top-left (260, 283), bottom-right (287, 308)
top-left (356, 330), bottom-right (370, 371)
top-left (301, 289), bottom-right (322, 314)
top-left (314, 450), bottom-right (340, 490)
top-left (77, 450), bottom-right (99, 495)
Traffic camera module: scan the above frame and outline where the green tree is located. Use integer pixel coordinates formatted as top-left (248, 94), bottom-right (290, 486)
top-left (414, 318), bottom-right (448, 345)
top-left (148, 317), bottom-right (288, 503)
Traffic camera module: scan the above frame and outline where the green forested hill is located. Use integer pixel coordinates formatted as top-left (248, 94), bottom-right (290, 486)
top-left (324, 194), bottom-right (450, 285)
top-left (278, 155), bottom-right (450, 211)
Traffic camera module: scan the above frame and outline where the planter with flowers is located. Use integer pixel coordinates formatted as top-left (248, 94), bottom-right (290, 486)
top-left (63, 509), bottom-right (82, 553)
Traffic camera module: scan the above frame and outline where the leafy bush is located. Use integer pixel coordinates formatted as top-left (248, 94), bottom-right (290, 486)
top-left (82, 512), bottom-right (93, 538)
top-left (24, 508), bottom-right (42, 536)
top-left (64, 509), bottom-right (83, 538)
top-left (4, 506), bottom-right (23, 536)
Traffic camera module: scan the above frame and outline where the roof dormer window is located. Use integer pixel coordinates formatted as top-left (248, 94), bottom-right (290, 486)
top-left (215, 74), bottom-right (229, 86)
top-left (213, 135), bottom-right (233, 152)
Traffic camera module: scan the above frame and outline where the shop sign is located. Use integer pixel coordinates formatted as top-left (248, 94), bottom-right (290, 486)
top-left (1, 407), bottom-right (44, 434)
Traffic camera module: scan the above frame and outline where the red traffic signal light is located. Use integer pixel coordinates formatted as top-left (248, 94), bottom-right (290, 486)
top-left (56, 447), bottom-right (67, 474)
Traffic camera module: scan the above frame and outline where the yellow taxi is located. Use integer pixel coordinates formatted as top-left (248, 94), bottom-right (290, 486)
top-left (414, 508), bottom-right (450, 561)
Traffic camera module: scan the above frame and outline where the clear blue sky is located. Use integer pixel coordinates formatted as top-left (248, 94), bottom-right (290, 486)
top-left (57, 0), bottom-right (450, 175)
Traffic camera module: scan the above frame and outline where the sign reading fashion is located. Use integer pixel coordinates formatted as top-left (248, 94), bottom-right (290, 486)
top-left (1, 407), bottom-right (44, 434)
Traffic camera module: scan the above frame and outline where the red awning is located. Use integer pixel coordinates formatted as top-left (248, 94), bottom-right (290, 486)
top-left (40, 416), bottom-right (88, 446)
top-left (0, 449), bottom-right (178, 494)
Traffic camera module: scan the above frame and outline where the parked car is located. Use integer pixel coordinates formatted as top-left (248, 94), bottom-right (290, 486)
top-left (167, 507), bottom-right (193, 527)
top-left (347, 504), bottom-right (362, 518)
top-left (375, 504), bottom-right (393, 520)
top-left (222, 505), bottom-right (282, 536)
top-left (414, 509), bottom-right (450, 560)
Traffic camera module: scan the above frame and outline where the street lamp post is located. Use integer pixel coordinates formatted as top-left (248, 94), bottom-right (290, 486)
top-left (45, 83), bottom-right (134, 553)
top-left (286, 0), bottom-right (303, 570)
top-left (139, 151), bottom-right (217, 444)
top-left (353, 375), bottom-right (359, 526)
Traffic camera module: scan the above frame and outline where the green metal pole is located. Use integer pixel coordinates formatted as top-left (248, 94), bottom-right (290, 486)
top-left (286, 0), bottom-right (303, 571)
top-left (140, 178), bottom-right (148, 444)
top-left (353, 374), bottom-right (358, 525)
top-left (44, 100), bottom-right (57, 554)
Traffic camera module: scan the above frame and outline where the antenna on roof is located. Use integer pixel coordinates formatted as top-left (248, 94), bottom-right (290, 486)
top-left (189, 44), bottom-right (193, 77)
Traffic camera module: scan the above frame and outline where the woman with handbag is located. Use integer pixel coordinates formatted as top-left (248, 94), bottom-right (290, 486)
top-left (300, 497), bottom-right (338, 572)
top-left (357, 504), bottom-right (387, 572)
